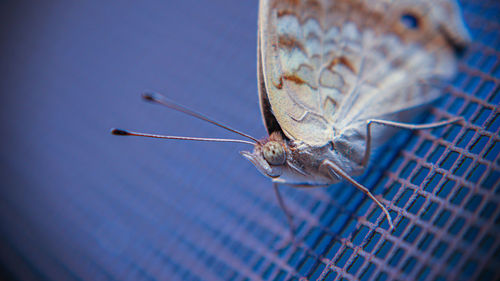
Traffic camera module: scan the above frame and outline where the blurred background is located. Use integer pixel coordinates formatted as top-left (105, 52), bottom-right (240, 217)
top-left (0, 0), bottom-right (498, 280)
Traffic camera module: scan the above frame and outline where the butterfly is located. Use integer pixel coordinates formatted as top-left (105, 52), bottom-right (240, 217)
top-left (112, 0), bottom-right (470, 237)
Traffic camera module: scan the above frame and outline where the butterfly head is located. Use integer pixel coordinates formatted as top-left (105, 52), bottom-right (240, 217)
top-left (240, 132), bottom-right (288, 179)
top-left (262, 141), bottom-right (286, 166)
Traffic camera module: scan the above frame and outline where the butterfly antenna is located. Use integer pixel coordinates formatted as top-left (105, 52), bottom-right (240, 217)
top-left (142, 92), bottom-right (260, 144)
top-left (111, 128), bottom-right (256, 145)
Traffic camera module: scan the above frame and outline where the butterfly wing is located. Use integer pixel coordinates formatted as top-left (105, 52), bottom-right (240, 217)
top-left (259, 0), bottom-right (469, 146)
top-left (259, 0), bottom-right (336, 146)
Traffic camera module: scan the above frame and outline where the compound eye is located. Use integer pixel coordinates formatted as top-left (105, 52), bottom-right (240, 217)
top-left (262, 141), bottom-right (286, 165)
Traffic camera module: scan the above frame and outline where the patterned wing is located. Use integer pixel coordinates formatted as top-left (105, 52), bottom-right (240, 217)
top-left (258, 0), bottom-right (470, 146)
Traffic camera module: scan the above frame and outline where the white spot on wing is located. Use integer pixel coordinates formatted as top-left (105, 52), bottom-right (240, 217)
top-left (279, 49), bottom-right (308, 72)
top-left (342, 22), bottom-right (360, 42)
top-left (277, 15), bottom-right (301, 39)
top-left (302, 19), bottom-right (322, 39)
top-left (319, 69), bottom-right (344, 89)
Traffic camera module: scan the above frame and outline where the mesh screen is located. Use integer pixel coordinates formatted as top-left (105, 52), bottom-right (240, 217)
top-left (283, 1), bottom-right (500, 279)
top-left (0, 0), bottom-right (498, 281)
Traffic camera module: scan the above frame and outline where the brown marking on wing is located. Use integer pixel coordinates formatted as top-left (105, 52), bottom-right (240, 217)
top-left (275, 0), bottom-right (324, 28)
top-left (274, 76), bottom-right (284, 90)
top-left (277, 72), bottom-right (323, 91)
top-left (283, 74), bottom-right (306, 85)
top-left (272, 0), bottom-right (300, 10)
top-left (305, 0), bottom-right (321, 11)
top-left (303, 0), bottom-right (322, 23)
top-left (278, 35), bottom-right (306, 54)
top-left (281, 0), bottom-right (300, 7)
top-left (327, 56), bottom-right (357, 74)
top-left (277, 10), bottom-right (297, 18)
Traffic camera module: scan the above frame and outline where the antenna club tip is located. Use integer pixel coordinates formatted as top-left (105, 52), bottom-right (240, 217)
top-left (141, 92), bottom-right (159, 102)
top-left (111, 128), bottom-right (130, 136)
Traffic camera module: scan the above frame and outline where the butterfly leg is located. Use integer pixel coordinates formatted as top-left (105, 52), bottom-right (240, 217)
top-left (273, 182), bottom-right (298, 250)
top-left (322, 159), bottom-right (394, 231)
top-left (360, 117), bottom-right (464, 167)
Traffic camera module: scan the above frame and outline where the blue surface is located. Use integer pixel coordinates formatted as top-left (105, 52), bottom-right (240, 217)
top-left (0, 0), bottom-right (499, 280)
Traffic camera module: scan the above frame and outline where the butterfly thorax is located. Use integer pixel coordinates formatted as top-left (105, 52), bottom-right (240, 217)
top-left (242, 131), bottom-right (365, 186)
